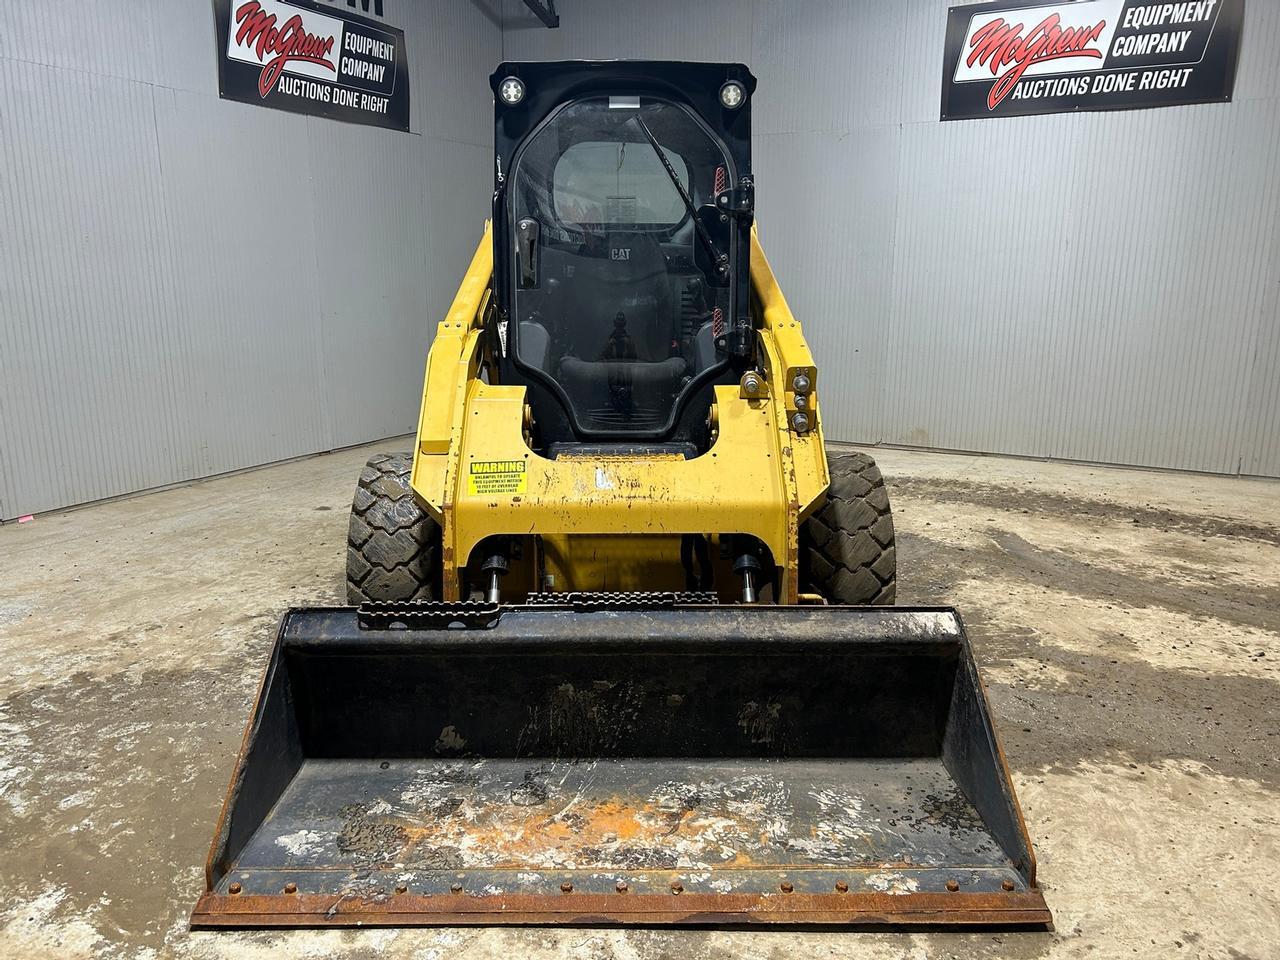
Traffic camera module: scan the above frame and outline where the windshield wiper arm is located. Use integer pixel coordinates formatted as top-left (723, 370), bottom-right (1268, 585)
top-left (632, 114), bottom-right (726, 277)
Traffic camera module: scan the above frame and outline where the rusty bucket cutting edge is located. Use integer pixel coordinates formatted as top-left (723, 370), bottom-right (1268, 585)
top-left (191, 604), bottom-right (1051, 929)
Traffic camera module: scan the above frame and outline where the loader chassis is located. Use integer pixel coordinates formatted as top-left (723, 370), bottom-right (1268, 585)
top-left (407, 61), bottom-right (828, 602)
top-left (410, 226), bottom-right (827, 602)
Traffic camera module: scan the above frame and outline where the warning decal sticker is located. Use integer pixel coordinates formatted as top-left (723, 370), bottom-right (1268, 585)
top-left (467, 459), bottom-right (528, 496)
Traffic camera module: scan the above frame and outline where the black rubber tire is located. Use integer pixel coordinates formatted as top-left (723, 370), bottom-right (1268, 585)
top-left (800, 451), bottom-right (896, 604)
top-left (346, 453), bottom-right (441, 603)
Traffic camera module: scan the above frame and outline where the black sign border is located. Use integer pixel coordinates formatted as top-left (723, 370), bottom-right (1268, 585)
top-left (940, 0), bottom-right (1245, 121)
top-left (213, 0), bottom-right (412, 133)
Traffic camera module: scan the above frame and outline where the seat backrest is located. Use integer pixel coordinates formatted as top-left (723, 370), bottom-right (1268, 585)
top-left (560, 230), bottom-right (673, 362)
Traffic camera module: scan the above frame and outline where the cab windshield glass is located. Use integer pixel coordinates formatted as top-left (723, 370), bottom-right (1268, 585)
top-left (510, 97), bottom-right (732, 434)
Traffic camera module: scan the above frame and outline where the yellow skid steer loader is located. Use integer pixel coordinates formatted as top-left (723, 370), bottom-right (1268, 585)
top-left (192, 61), bottom-right (1050, 929)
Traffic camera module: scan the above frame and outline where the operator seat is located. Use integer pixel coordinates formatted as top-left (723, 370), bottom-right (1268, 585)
top-left (559, 230), bottom-right (673, 360)
top-left (556, 229), bottom-right (687, 429)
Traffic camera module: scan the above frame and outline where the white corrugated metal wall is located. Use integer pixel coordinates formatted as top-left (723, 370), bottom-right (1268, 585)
top-left (504, 0), bottom-right (1280, 478)
top-left (2, 2), bottom-right (1278, 519)
top-left (0, 0), bottom-right (501, 519)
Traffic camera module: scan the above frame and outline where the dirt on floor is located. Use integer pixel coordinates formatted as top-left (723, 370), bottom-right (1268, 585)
top-left (0, 442), bottom-right (1277, 960)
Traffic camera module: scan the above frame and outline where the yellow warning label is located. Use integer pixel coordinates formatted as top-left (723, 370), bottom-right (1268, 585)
top-left (467, 458), bottom-right (528, 496)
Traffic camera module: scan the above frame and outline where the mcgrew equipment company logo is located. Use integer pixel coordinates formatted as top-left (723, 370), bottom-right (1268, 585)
top-left (967, 13), bottom-right (1107, 108)
top-left (940, 0), bottom-right (1240, 121)
top-left (230, 0), bottom-right (340, 97)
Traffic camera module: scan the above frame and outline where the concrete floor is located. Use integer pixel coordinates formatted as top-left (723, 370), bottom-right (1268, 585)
top-left (1, 441), bottom-right (1277, 960)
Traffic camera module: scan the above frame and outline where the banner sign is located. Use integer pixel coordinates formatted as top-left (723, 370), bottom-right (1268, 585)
top-left (941, 0), bottom-right (1243, 120)
top-left (214, 0), bottom-right (411, 132)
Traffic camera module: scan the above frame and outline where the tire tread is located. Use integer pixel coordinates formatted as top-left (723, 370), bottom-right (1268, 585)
top-left (800, 452), bottom-right (897, 605)
top-left (346, 453), bottom-right (440, 603)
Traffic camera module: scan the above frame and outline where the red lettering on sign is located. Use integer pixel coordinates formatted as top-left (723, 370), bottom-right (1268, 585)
top-left (235, 1), bottom-right (337, 98)
top-left (967, 13), bottom-right (1106, 109)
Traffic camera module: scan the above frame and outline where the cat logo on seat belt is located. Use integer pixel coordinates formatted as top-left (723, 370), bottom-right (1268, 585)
top-left (610, 247), bottom-right (631, 261)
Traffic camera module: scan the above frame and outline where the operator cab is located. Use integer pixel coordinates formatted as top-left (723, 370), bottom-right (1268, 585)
top-left (490, 62), bottom-right (756, 454)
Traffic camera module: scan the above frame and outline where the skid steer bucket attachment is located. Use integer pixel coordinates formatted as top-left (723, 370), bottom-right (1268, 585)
top-left (192, 602), bottom-right (1050, 928)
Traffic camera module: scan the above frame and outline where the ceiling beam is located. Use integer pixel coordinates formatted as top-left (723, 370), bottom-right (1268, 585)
top-left (521, 0), bottom-right (559, 28)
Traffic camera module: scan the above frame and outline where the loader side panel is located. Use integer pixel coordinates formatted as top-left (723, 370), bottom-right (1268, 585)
top-left (205, 654), bottom-right (305, 885)
top-left (943, 652), bottom-right (1039, 883)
